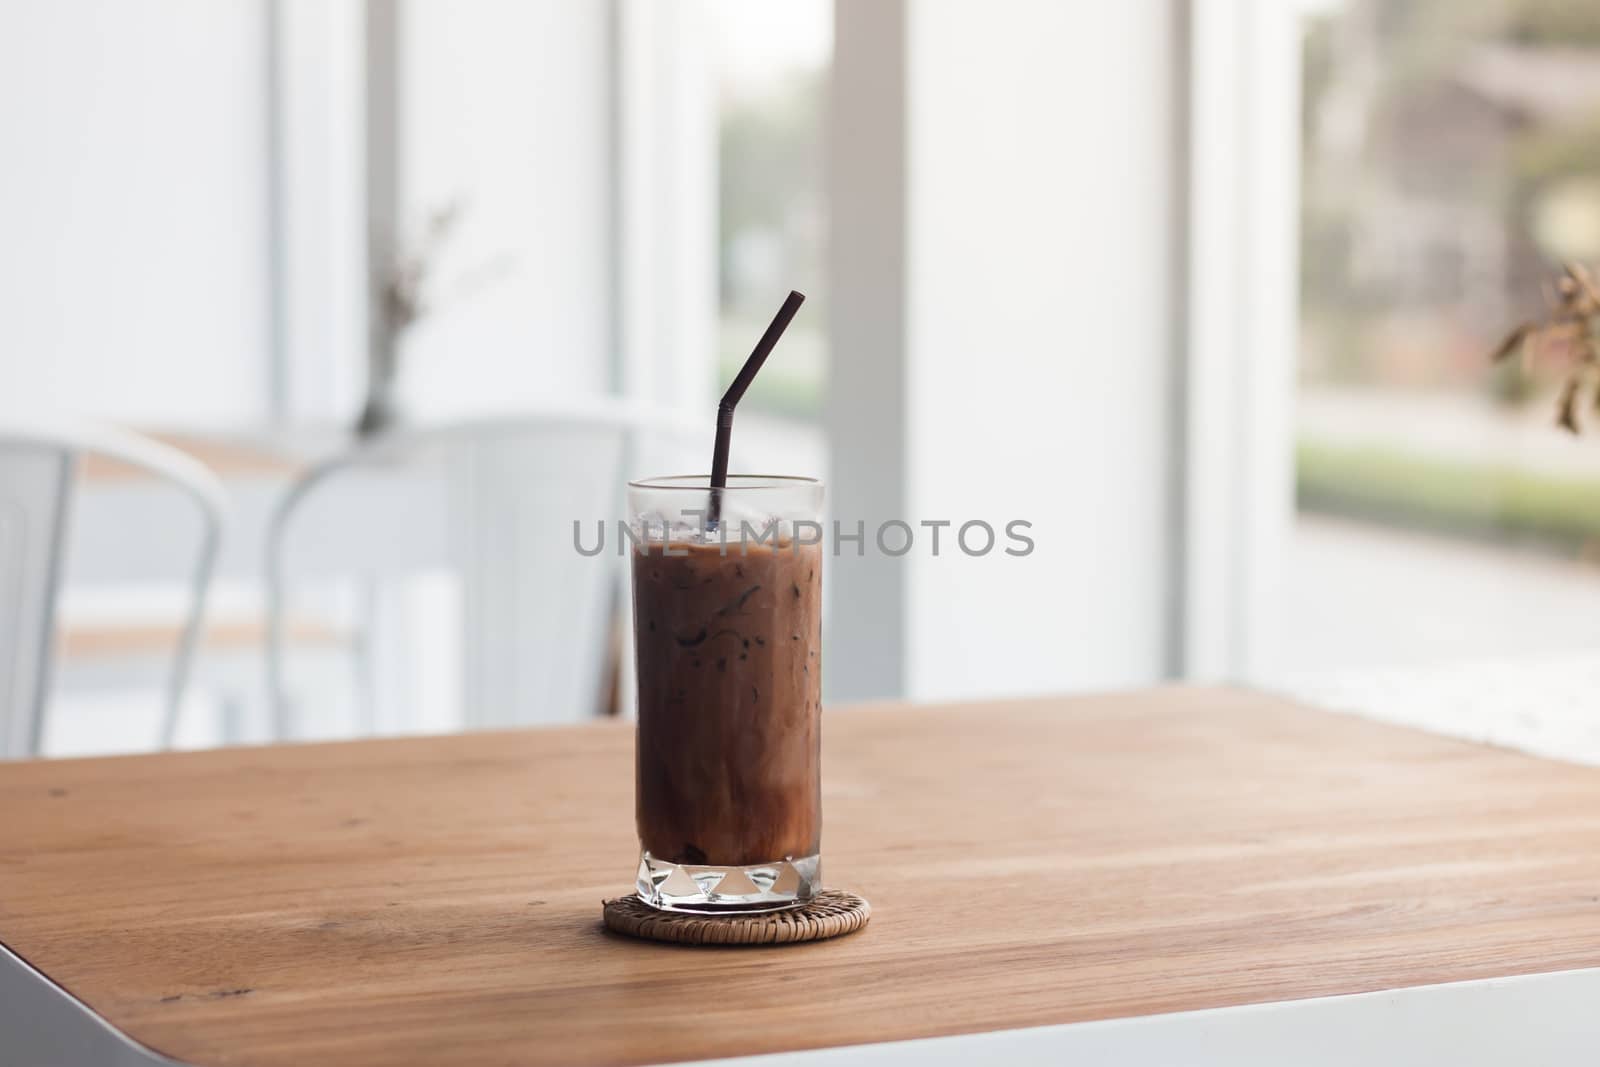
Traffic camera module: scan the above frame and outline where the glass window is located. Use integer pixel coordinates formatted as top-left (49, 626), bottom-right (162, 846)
top-left (709, 0), bottom-right (830, 422)
top-left (1290, 0), bottom-right (1600, 672)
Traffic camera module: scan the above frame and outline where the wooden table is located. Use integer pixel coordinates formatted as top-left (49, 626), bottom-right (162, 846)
top-left (78, 431), bottom-right (310, 484)
top-left (68, 427), bottom-right (333, 586)
top-left (5, 687), bottom-right (1600, 1066)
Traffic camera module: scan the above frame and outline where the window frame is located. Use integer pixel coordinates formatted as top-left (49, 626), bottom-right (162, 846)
top-left (1181, 0), bottom-right (1308, 683)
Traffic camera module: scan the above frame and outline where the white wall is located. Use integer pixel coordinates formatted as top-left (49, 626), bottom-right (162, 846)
top-left (397, 0), bottom-right (616, 416)
top-left (0, 1), bottom-right (623, 428)
top-left (0, 0), bottom-right (273, 426)
top-left (829, 0), bottom-right (1181, 702)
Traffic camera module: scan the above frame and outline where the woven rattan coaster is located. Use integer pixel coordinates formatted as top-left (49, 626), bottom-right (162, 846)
top-left (602, 889), bottom-right (870, 946)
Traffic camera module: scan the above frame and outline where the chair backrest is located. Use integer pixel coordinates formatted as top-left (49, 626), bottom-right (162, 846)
top-left (266, 405), bottom-right (703, 738)
top-left (0, 418), bottom-right (224, 758)
top-left (0, 441), bottom-right (73, 757)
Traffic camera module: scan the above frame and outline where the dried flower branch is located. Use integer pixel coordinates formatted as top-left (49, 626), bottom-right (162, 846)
top-left (358, 199), bottom-right (518, 436)
top-left (1492, 261), bottom-right (1600, 434)
top-left (379, 200), bottom-right (466, 336)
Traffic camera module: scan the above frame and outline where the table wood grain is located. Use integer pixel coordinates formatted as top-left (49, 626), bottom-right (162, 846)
top-left (5, 687), bottom-right (1600, 1066)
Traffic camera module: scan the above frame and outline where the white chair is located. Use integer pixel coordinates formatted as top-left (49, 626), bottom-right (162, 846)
top-left (0, 417), bottom-right (223, 758)
top-left (265, 405), bottom-right (703, 740)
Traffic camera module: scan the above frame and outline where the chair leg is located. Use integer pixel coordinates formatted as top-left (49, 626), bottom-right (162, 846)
top-left (159, 485), bottom-right (219, 751)
top-left (219, 693), bottom-right (245, 746)
top-left (355, 576), bottom-right (380, 737)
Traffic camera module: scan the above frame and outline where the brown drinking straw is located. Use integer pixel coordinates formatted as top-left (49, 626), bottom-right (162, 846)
top-left (707, 289), bottom-right (806, 528)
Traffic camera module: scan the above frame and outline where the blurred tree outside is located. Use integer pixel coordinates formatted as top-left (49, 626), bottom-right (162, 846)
top-left (1302, 0), bottom-right (1600, 392)
top-left (1298, 0), bottom-right (1600, 552)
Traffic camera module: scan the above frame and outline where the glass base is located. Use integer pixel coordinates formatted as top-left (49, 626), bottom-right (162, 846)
top-left (636, 851), bottom-right (819, 913)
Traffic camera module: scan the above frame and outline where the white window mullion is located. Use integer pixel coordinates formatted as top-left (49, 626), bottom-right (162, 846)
top-left (613, 0), bottom-right (718, 414)
top-left (1183, 0), bottom-right (1304, 684)
top-left (272, 0), bottom-right (367, 424)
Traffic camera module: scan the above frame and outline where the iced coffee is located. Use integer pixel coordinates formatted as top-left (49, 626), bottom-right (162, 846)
top-left (628, 475), bottom-right (823, 912)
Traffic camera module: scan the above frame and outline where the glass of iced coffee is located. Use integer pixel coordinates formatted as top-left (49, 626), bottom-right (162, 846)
top-left (628, 475), bottom-right (823, 912)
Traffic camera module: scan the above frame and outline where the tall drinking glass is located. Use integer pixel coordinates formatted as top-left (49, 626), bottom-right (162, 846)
top-left (628, 475), bottom-right (824, 912)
